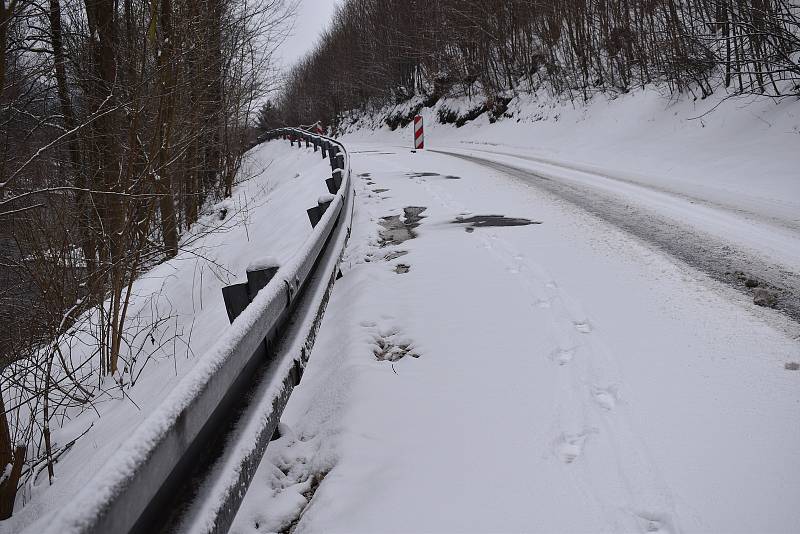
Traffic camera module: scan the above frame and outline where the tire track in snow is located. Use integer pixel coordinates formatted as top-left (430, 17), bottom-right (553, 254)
top-left (462, 146), bottom-right (800, 233)
top-left (432, 150), bottom-right (800, 327)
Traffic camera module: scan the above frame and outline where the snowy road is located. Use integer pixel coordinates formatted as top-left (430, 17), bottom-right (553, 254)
top-left (432, 148), bottom-right (800, 325)
top-left (232, 143), bottom-right (800, 534)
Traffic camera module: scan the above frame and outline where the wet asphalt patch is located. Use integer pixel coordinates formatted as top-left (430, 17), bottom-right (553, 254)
top-left (403, 206), bottom-right (427, 224)
top-left (453, 215), bottom-right (541, 228)
top-left (378, 207), bottom-right (428, 247)
top-left (406, 172), bottom-right (461, 180)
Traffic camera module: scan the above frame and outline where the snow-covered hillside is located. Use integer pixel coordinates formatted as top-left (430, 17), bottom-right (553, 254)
top-left (2, 142), bottom-right (335, 533)
top-left (341, 88), bottom-right (800, 225)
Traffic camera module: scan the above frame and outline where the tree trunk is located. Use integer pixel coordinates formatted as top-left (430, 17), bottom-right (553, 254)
top-left (49, 0), bottom-right (98, 280)
top-left (0, 393), bottom-right (24, 519)
top-left (84, 0), bottom-right (126, 375)
top-left (154, 0), bottom-right (178, 257)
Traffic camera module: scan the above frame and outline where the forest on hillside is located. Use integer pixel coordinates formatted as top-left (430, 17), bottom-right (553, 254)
top-left (0, 0), bottom-right (293, 515)
top-left (278, 0), bottom-right (800, 127)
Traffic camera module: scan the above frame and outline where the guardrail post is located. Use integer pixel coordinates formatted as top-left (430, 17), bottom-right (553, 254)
top-left (321, 141), bottom-right (328, 159)
top-left (335, 153), bottom-right (345, 172)
top-left (307, 195), bottom-right (334, 228)
top-left (328, 165), bottom-right (344, 193)
top-left (312, 137), bottom-right (319, 152)
top-left (221, 264), bottom-right (280, 323)
top-left (328, 147), bottom-right (339, 171)
top-left (222, 284), bottom-right (250, 323)
top-left (247, 265), bottom-right (279, 298)
top-left (325, 174), bottom-right (338, 194)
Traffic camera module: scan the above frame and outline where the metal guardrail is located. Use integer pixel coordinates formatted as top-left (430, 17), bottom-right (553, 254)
top-left (37, 129), bottom-right (354, 534)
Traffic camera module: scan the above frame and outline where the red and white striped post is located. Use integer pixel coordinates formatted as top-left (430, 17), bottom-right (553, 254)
top-left (413, 115), bottom-right (424, 150)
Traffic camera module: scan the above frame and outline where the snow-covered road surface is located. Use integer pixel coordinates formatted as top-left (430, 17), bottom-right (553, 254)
top-left (451, 145), bottom-right (800, 232)
top-left (232, 143), bottom-right (800, 534)
top-left (432, 148), bottom-right (800, 325)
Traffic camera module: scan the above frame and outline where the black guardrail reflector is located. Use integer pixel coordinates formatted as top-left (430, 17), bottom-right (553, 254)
top-left (307, 205), bottom-right (322, 227)
top-left (222, 283), bottom-right (250, 323)
top-left (325, 177), bottom-right (337, 194)
top-left (246, 267), bottom-right (279, 299)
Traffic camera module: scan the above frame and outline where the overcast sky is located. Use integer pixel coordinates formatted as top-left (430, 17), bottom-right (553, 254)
top-left (274, 0), bottom-right (343, 73)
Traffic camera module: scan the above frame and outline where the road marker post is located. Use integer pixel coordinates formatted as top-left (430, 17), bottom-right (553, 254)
top-left (414, 115), bottom-right (424, 150)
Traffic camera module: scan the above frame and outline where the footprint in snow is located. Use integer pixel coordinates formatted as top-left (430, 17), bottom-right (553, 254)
top-left (592, 386), bottom-right (618, 410)
top-left (554, 431), bottom-right (593, 464)
top-left (535, 299), bottom-right (552, 309)
top-left (550, 347), bottom-right (576, 366)
top-left (383, 250), bottom-right (408, 261)
top-left (394, 264), bottom-right (411, 274)
top-left (372, 331), bottom-right (420, 361)
top-left (634, 512), bottom-right (674, 534)
top-left (573, 320), bottom-right (593, 334)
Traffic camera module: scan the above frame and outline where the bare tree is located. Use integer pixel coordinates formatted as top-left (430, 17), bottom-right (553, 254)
top-left (0, 0), bottom-right (295, 517)
top-left (280, 0), bottom-right (800, 128)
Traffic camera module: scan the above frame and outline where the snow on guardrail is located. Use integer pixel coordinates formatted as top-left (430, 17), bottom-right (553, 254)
top-left (36, 129), bottom-right (354, 534)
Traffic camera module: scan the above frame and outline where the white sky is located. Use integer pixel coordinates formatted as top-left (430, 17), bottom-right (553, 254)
top-left (274, 0), bottom-right (344, 73)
